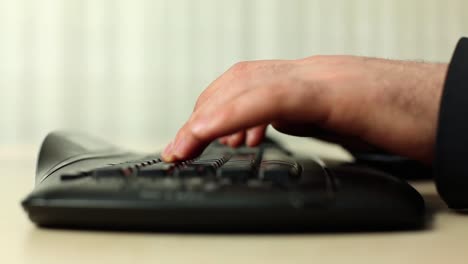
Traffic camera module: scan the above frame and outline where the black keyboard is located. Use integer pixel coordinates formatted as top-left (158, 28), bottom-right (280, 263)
top-left (62, 141), bottom-right (305, 191)
top-left (22, 131), bottom-right (426, 231)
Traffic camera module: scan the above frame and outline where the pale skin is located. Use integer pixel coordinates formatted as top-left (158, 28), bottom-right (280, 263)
top-left (162, 55), bottom-right (448, 164)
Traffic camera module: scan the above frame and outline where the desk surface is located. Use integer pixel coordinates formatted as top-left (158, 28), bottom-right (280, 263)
top-left (2, 140), bottom-right (468, 264)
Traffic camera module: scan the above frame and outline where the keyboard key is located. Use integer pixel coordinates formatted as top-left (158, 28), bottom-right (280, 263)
top-left (160, 178), bottom-right (181, 190)
top-left (92, 166), bottom-right (134, 178)
top-left (175, 166), bottom-right (198, 177)
top-left (235, 147), bottom-right (260, 156)
top-left (177, 165), bottom-right (216, 177)
top-left (217, 162), bottom-right (253, 182)
top-left (218, 177), bottom-right (232, 186)
top-left (138, 163), bottom-right (174, 178)
top-left (229, 154), bottom-right (256, 162)
top-left (215, 151), bottom-right (259, 182)
top-left (232, 149), bottom-right (261, 165)
top-left (247, 179), bottom-right (264, 188)
top-left (193, 153), bottom-right (232, 168)
top-left (184, 177), bottom-right (204, 190)
top-left (261, 148), bottom-right (295, 163)
top-left (137, 177), bottom-right (180, 192)
top-left (60, 171), bottom-right (90, 181)
top-left (259, 162), bottom-right (300, 184)
top-left (203, 181), bottom-right (218, 192)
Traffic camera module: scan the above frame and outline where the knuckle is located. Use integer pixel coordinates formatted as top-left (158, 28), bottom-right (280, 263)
top-left (229, 61), bottom-right (253, 78)
top-left (194, 94), bottom-right (206, 110)
top-left (304, 54), bottom-right (327, 62)
top-left (187, 121), bottom-right (205, 141)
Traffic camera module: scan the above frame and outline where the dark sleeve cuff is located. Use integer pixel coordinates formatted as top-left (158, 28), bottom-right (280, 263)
top-left (434, 37), bottom-right (468, 210)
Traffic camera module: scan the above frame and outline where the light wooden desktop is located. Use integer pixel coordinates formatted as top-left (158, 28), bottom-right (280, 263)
top-left (3, 139), bottom-right (468, 264)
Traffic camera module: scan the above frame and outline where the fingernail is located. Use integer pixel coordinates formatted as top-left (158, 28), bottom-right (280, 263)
top-left (246, 132), bottom-right (255, 146)
top-left (162, 141), bottom-right (174, 160)
top-left (219, 137), bottom-right (228, 144)
top-left (227, 135), bottom-right (236, 146)
top-left (163, 154), bottom-right (175, 163)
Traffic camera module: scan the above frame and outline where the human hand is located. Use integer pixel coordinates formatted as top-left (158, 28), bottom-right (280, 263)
top-left (162, 55), bottom-right (447, 164)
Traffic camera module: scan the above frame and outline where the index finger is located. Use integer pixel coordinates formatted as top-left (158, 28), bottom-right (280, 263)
top-left (164, 83), bottom-right (316, 161)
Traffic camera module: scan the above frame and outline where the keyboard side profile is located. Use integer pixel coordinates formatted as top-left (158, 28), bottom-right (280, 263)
top-left (22, 131), bottom-right (426, 231)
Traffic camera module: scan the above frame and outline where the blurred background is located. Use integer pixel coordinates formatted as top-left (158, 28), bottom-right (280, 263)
top-left (1, 0), bottom-right (467, 151)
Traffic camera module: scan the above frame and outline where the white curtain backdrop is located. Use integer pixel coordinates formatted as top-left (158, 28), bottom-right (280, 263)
top-left (1, 0), bottom-right (467, 148)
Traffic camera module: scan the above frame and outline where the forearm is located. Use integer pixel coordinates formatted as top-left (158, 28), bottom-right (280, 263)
top-left (363, 59), bottom-right (447, 163)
